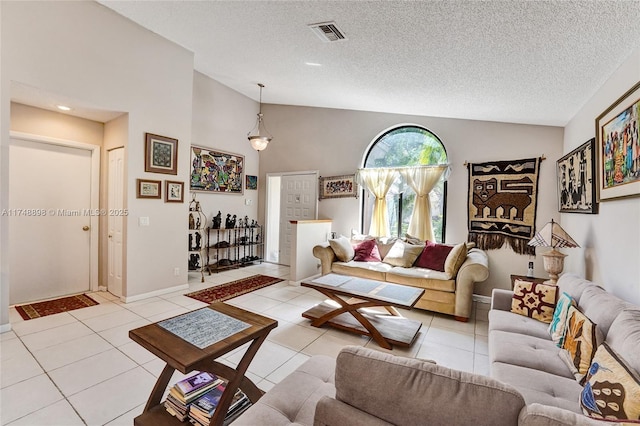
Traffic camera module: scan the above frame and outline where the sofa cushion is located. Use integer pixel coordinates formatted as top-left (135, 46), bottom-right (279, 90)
top-left (557, 274), bottom-right (592, 303)
top-left (560, 306), bottom-right (600, 382)
top-left (578, 285), bottom-right (635, 338)
top-left (518, 403), bottom-right (618, 426)
top-left (489, 330), bottom-right (574, 378)
top-left (353, 239), bottom-right (381, 262)
top-left (549, 292), bottom-right (575, 347)
top-left (329, 236), bottom-right (355, 262)
top-left (580, 342), bottom-right (640, 421)
top-left (605, 309), bottom-right (640, 375)
top-left (414, 240), bottom-right (452, 271)
top-left (443, 242), bottom-right (468, 279)
top-left (511, 280), bottom-right (557, 324)
top-left (386, 267), bottom-right (455, 292)
top-left (489, 309), bottom-right (552, 340)
top-left (336, 346), bottom-right (525, 426)
top-left (331, 261), bottom-right (391, 281)
top-left (382, 240), bottom-right (423, 267)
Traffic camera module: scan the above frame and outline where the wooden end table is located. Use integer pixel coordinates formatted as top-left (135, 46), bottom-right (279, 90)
top-left (510, 274), bottom-right (548, 289)
top-left (129, 302), bottom-right (277, 426)
top-left (301, 274), bottom-right (425, 350)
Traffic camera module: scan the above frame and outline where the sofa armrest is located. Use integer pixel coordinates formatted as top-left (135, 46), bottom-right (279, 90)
top-left (454, 248), bottom-right (489, 319)
top-left (491, 288), bottom-right (514, 311)
top-left (313, 242), bottom-right (336, 275)
top-left (314, 396), bottom-right (392, 426)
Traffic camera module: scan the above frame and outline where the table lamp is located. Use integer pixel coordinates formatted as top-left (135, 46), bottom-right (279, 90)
top-left (527, 219), bottom-right (579, 284)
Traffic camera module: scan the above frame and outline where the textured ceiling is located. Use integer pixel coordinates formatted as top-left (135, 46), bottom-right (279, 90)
top-left (96, 1), bottom-right (639, 126)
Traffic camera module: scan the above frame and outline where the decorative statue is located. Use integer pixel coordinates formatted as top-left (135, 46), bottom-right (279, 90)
top-left (188, 234), bottom-right (194, 251)
top-left (195, 217), bottom-right (201, 230)
top-left (244, 215), bottom-right (249, 228)
top-left (188, 214), bottom-right (195, 230)
top-left (225, 214), bottom-right (232, 229)
top-left (189, 254), bottom-right (200, 270)
top-left (194, 232), bottom-right (202, 250)
top-left (212, 211), bottom-right (222, 229)
top-left (226, 214), bottom-right (236, 229)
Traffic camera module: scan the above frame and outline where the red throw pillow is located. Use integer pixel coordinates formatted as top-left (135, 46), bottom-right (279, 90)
top-left (414, 240), bottom-right (453, 271)
top-left (353, 239), bottom-right (382, 262)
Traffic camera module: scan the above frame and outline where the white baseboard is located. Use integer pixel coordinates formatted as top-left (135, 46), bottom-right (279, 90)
top-left (472, 294), bottom-right (492, 305)
top-left (0, 323), bottom-right (12, 333)
top-left (123, 283), bottom-right (189, 303)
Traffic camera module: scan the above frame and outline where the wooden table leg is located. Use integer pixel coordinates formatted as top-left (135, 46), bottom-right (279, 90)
top-left (143, 364), bottom-right (175, 412)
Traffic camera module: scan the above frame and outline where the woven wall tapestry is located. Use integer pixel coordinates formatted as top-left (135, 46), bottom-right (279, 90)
top-left (467, 157), bottom-right (541, 255)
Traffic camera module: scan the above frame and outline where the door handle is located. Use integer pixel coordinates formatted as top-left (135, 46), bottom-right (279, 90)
top-left (108, 234), bottom-right (113, 238)
top-left (82, 226), bottom-right (90, 231)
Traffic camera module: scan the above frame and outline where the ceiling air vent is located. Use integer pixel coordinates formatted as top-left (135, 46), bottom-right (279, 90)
top-left (308, 21), bottom-right (347, 42)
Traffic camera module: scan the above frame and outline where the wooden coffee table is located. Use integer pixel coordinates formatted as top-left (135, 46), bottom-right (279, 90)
top-left (301, 274), bottom-right (425, 349)
top-left (129, 302), bottom-right (277, 426)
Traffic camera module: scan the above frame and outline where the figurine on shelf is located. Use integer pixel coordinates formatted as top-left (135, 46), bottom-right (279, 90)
top-left (195, 217), bottom-right (201, 230)
top-left (189, 214), bottom-right (195, 230)
top-left (188, 234), bottom-right (194, 251)
top-left (226, 214), bottom-right (236, 229)
top-left (225, 214), bottom-right (232, 229)
top-left (251, 219), bottom-right (258, 228)
top-left (237, 217), bottom-right (244, 228)
top-left (194, 232), bottom-right (201, 250)
top-left (189, 254), bottom-right (200, 270)
top-left (212, 211), bottom-right (222, 229)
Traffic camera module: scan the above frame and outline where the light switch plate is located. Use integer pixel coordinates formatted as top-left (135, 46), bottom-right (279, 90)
top-left (139, 216), bottom-right (149, 226)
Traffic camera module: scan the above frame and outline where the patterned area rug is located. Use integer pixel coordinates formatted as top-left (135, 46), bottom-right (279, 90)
top-left (186, 274), bottom-right (284, 304)
top-left (15, 294), bottom-right (99, 320)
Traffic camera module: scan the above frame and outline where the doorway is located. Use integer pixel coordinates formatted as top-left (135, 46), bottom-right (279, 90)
top-left (107, 147), bottom-right (124, 298)
top-left (8, 132), bottom-right (99, 304)
top-left (265, 171), bottom-right (318, 266)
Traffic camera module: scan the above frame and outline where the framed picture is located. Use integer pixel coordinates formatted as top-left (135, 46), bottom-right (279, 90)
top-left (136, 179), bottom-right (161, 199)
top-left (595, 81), bottom-right (640, 201)
top-left (190, 146), bottom-right (244, 194)
top-left (318, 174), bottom-right (358, 200)
top-left (165, 180), bottom-right (184, 203)
top-left (145, 133), bottom-right (178, 175)
top-left (556, 138), bottom-right (598, 214)
top-left (246, 175), bottom-right (258, 190)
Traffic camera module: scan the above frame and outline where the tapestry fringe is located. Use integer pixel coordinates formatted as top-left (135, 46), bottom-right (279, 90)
top-left (468, 233), bottom-right (536, 256)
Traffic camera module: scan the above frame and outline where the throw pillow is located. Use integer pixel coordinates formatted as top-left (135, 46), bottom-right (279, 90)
top-left (580, 342), bottom-right (640, 422)
top-left (404, 233), bottom-right (424, 245)
top-left (443, 242), bottom-right (468, 279)
top-left (510, 280), bottom-right (558, 323)
top-left (414, 240), bottom-right (453, 271)
top-left (329, 236), bottom-right (355, 262)
top-left (353, 239), bottom-right (382, 262)
top-left (559, 306), bottom-right (599, 382)
top-left (382, 240), bottom-right (424, 267)
top-left (375, 236), bottom-right (398, 259)
top-left (548, 292), bottom-right (575, 347)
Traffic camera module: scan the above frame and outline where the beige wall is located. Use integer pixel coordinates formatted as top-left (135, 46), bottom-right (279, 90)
top-left (563, 48), bottom-right (640, 305)
top-left (258, 105), bottom-right (564, 295)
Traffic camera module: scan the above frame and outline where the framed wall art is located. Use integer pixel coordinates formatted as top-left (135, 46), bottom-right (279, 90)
top-left (557, 138), bottom-right (598, 214)
top-left (145, 133), bottom-right (178, 175)
top-left (246, 175), bottom-right (258, 190)
top-left (136, 179), bottom-right (161, 199)
top-left (595, 81), bottom-right (640, 201)
top-left (165, 181), bottom-right (184, 203)
top-left (190, 146), bottom-right (244, 194)
top-left (318, 174), bottom-right (358, 200)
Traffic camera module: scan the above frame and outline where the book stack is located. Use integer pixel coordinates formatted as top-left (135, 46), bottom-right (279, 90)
top-left (189, 383), bottom-right (250, 426)
top-left (164, 372), bottom-right (223, 421)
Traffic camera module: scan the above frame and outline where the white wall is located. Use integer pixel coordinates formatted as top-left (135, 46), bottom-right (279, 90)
top-left (258, 105), bottom-right (564, 295)
top-left (563, 48), bottom-right (640, 305)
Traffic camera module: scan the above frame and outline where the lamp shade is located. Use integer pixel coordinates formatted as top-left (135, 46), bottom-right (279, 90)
top-left (527, 219), bottom-right (579, 248)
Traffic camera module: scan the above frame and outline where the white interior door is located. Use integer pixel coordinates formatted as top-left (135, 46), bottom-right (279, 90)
top-left (108, 148), bottom-right (124, 297)
top-left (9, 137), bottom-right (94, 304)
top-left (278, 173), bottom-right (318, 266)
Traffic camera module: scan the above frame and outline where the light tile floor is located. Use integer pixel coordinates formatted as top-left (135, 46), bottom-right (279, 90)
top-left (1, 263), bottom-right (490, 425)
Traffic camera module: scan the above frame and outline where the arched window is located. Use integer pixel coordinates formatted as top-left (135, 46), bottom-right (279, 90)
top-left (361, 125), bottom-right (448, 242)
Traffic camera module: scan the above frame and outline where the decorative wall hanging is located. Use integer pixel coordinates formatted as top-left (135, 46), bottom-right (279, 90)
top-left (246, 175), bottom-right (258, 190)
top-left (136, 179), bottom-right (161, 199)
top-left (190, 146), bottom-right (244, 194)
top-left (145, 133), bottom-right (178, 175)
top-left (319, 174), bottom-right (358, 200)
top-left (595, 80), bottom-right (640, 201)
top-left (467, 157), bottom-right (541, 255)
top-left (165, 181), bottom-right (184, 203)
top-left (557, 139), bottom-right (598, 213)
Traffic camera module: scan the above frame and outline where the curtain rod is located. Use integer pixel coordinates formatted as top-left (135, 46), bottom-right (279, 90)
top-left (463, 155), bottom-right (546, 167)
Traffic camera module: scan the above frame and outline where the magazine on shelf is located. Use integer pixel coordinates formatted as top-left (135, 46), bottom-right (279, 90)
top-left (176, 371), bottom-right (219, 396)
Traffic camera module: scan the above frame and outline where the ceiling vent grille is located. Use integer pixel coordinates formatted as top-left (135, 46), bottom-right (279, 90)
top-left (308, 21), bottom-right (346, 42)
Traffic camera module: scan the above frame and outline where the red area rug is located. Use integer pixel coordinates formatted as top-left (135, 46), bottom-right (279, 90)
top-left (186, 274), bottom-right (284, 304)
top-left (15, 294), bottom-right (99, 320)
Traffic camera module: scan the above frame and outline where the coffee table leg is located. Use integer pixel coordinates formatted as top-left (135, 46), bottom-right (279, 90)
top-left (143, 364), bottom-right (175, 412)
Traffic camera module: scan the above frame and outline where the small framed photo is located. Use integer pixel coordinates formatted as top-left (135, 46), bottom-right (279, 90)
top-left (556, 138), bottom-right (598, 214)
top-left (318, 174), bottom-right (358, 200)
top-left (595, 81), bottom-right (640, 201)
top-left (165, 181), bottom-right (184, 203)
top-left (136, 179), bottom-right (161, 199)
top-left (246, 175), bottom-right (258, 190)
top-left (145, 133), bottom-right (178, 175)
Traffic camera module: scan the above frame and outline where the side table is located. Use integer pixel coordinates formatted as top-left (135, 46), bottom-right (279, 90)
top-left (510, 274), bottom-right (548, 289)
top-left (129, 302), bottom-right (277, 426)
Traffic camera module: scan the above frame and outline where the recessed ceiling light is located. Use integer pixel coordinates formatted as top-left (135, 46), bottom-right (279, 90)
top-left (305, 62), bottom-right (322, 67)
top-left (56, 105), bottom-right (72, 111)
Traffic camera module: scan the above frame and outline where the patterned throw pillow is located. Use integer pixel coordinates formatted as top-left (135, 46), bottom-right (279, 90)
top-left (353, 239), bottom-right (382, 262)
top-left (548, 292), bottom-right (575, 347)
top-left (510, 280), bottom-right (558, 323)
top-left (329, 236), bottom-right (355, 262)
top-left (382, 240), bottom-right (424, 267)
top-left (580, 342), bottom-right (640, 422)
top-left (414, 240), bottom-right (453, 271)
top-left (560, 305), bottom-right (599, 382)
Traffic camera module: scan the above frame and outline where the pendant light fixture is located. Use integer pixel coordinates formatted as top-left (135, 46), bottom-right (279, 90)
top-left (248, 83), bottom-right (273, 151)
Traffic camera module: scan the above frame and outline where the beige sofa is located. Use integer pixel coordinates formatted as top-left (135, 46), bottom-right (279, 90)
top-left (312, 239), bottom-right (489, 321)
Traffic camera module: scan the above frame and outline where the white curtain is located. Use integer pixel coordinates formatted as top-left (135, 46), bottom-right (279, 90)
top-left (399, 165), bottom-right (449, 241)
top-left (357, 168), bottom-right (398, 237)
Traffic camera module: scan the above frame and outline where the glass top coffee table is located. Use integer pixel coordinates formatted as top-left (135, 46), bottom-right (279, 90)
top-left (301, 273), bottom-right (425, 349)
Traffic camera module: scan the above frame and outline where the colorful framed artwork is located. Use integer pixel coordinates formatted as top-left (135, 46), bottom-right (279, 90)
top-left (145, 133), bottom-right (178, 175)
top-left (246, 175), bottom-right (258, 190)
top-left (556, 138), bottom-right (598, 214)
top-left (190, 146), bottom-right (244, 194)
top-left (318, 174), bottom-right (358, 200)
top-left (165, 181), bottom-right (184, 203)
top-left (595, 81), bottom-right (640, 201)
top-left (136, 179), bottom-right (161, 199)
